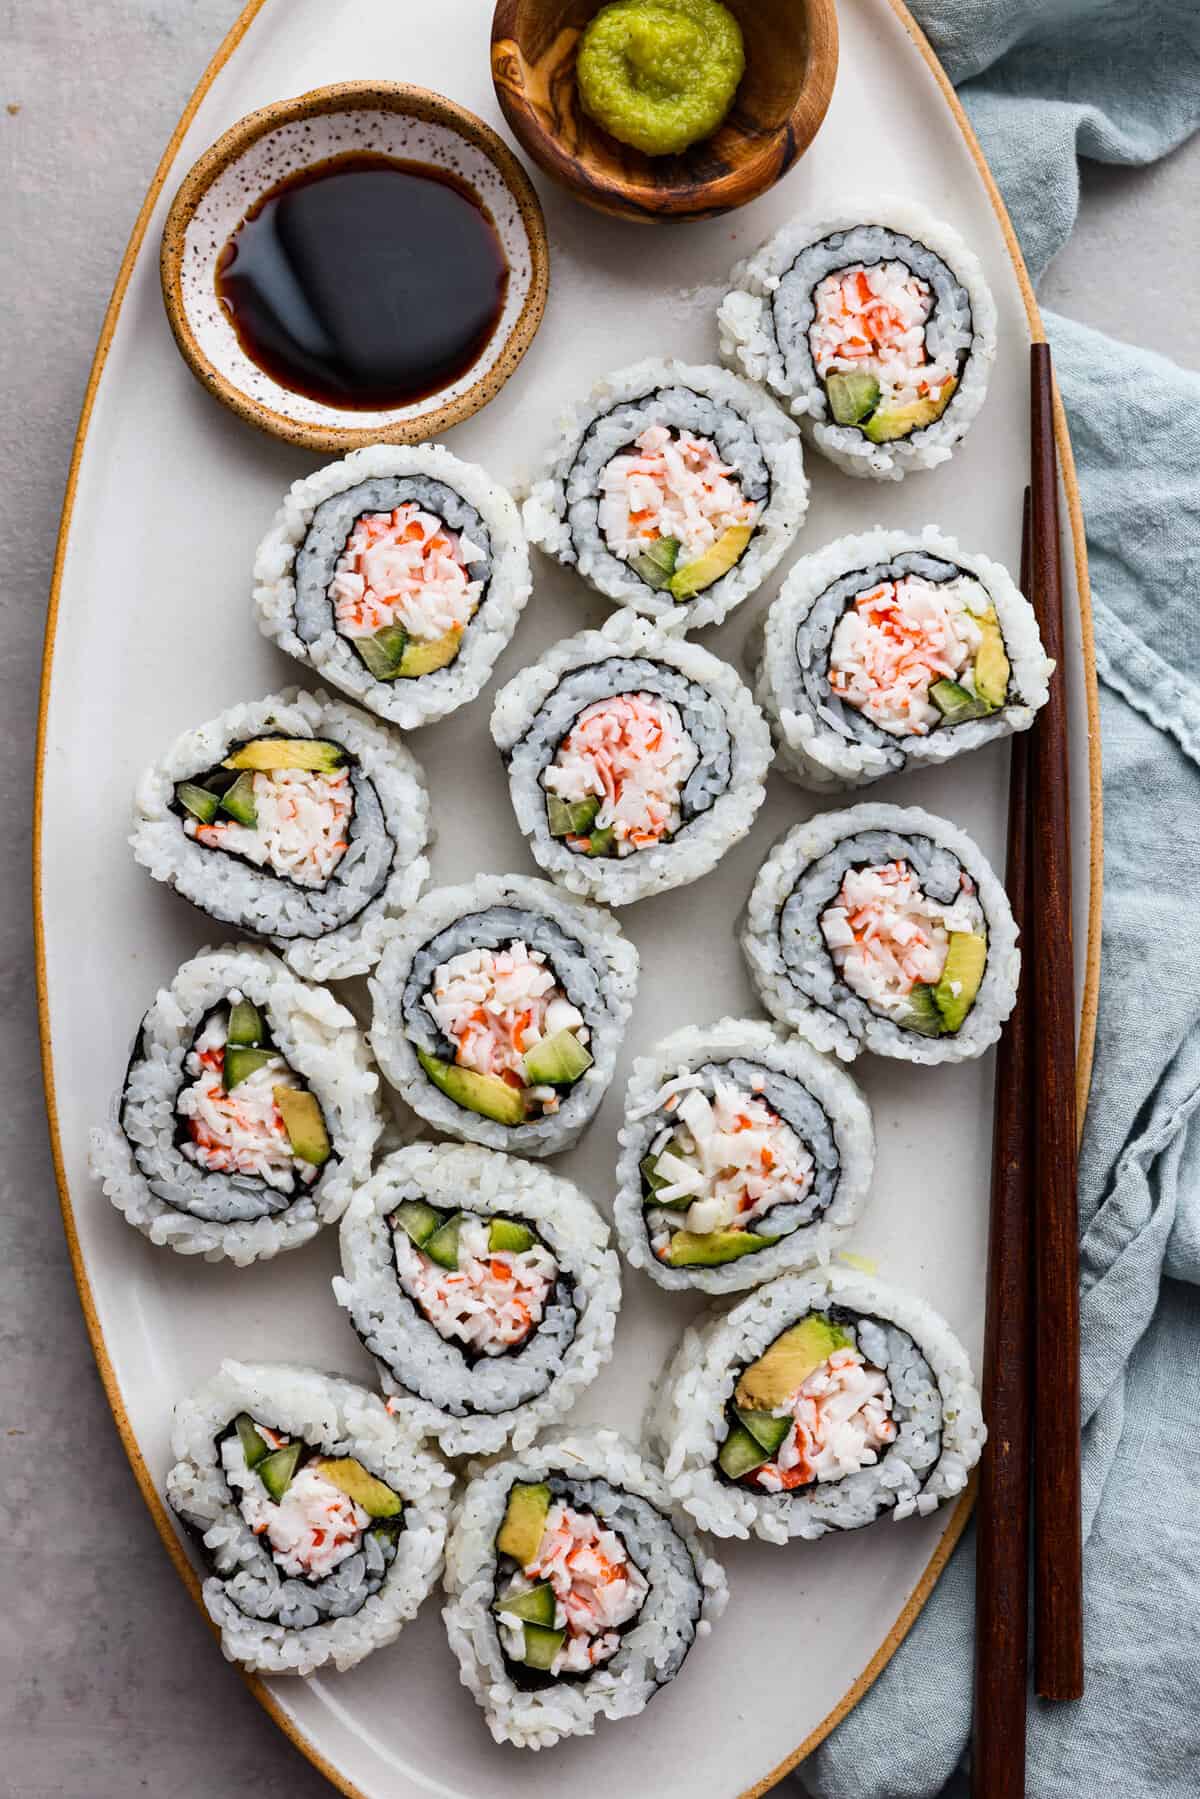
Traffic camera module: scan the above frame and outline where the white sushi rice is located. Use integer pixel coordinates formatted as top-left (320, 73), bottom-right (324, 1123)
top-left (615, 1017), bottom-right (874, 1294)
top-left (129, 688), bottom-right (431, 982)
top-left (369, 874), bottom-right (638, 1156)
top-left (645, 1267), bottom-right (984, 1544)
top-left (89, 945), bottom-right (381, 1265)
top-left (166, 1361), bottom-right (453, 1675)
top-left (442, 1430), bottom-right (727, 1749)
top-left (742, 803), bottom-right (1019, 1064)
top-left (334, 1142), bottom-right (622, 1457)
top-left (756, 527), bottom-right (1054, 789)
top-left (522, 357), bottom-right (807, 630)
top-left (491, 609), bottom-right (773, 904)
top-left (718, 200), bottom-right (998, 482)
top-left (253, 444), bottom-right (532, 731)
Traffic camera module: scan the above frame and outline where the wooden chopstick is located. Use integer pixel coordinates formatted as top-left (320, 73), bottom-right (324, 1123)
top-left (1028, 341), bottom-right (1084, 1701)
top-left (971, 491), bottom-right (1035, 1797)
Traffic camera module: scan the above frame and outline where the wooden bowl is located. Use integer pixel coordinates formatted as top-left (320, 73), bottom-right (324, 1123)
top-left (160, 83), bottom-right (550, 451)
top-left (491, 0), bottom-right (839, 223)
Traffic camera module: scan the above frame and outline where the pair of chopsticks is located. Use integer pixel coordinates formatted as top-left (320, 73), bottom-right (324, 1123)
top-left (972, 344), bottom-right (1084, 1797)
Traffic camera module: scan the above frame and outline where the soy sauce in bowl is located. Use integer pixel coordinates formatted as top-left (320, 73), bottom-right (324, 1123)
top-left (215, 152), bottom-right (510, 412)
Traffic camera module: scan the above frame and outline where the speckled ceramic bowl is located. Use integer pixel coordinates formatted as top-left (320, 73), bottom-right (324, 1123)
top-left (160, 83), bottom-right (550, 451)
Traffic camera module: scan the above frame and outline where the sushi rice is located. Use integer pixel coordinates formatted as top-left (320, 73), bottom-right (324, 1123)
top-left (491, 608), bottom-right (773, 904)
top-left (166, 1361), bottom-right (453, 1676)
top-left (755, 526), bottom-right (1053, 790)
top-left (719, 200), bottom-right (997, 481)
top-left (615, 1017), bottom-right (874, 1294)
top-left (742, 803), bottom-right (1019, 1063)
top-left (90, 944), bottom-right (381, 1265)
top-left (129, 687), bottom-right (430, 982)
top-left (369, 873), bottom-right (638, 1156)
top-left (523, 357), bottom-right (807, 629)
top-left (646, 1266), bottom-right (984, 1544)
top-left (253, 443), bottom-right (532, 731)
top-left (442, 1429), bottom-right (727, 1748)
top-left (334, 1141), bottom-right (622, 1457)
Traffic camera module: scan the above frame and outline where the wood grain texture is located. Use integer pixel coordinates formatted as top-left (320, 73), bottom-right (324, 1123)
top-left (490, 0), bottom-right (838, 222)
top-left (972, 491), bottom-right (1034, 1798)
top-left (1029, 342), bottom-right (1085, 1703)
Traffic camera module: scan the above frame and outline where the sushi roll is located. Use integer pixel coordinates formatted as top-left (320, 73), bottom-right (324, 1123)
top-left (719, 200), bottom-right (998, 481)
top-left (90, 945), bottom-right (380, 1265)
top-left (130, 688), bottom-right (430, 982)
top-left (442, 1430), bottom-right (727, 1748)
top-left (369, 874), bottom-right (638, 1156)
top-left (755, 527), bottom-right (1053, 790)
top-left (253, 444), bottom-right (532, 731)
top-left (166, 1361), bottom-right (453, 1675)
top-left (615, 1018), bottom-right (873, 1293)
top-left (490, 608), bottom-right (772, 904)
top-left (334, 1142), bottom-right (621, 1457)
top-left (523, 356), bottom-right (807, 630)
top-left (647, 1266), bottom-right (984, 1544)
top-left (742, 803), bottom-right (1018, 1063)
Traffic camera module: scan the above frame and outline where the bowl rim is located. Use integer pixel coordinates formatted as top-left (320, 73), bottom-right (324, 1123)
top-left (159, 80), bottom-right (551, 451)
top-left (489, 0), bottom-right (840, 221)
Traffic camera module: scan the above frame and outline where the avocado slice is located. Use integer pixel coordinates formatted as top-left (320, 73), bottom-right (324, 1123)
top-left (417, 1048), bottom-right (527, 1127)
top-left (492, 1581), bottom-right (557, 1628)
top-left (224, 738), bottom-right (344, 773)
top-left (734, 1314), bottom-right (853, 1412)
top-left (227, 999), bottom-right (264, 1047)
top-left (224, 1045), bottom-right (273, 1089)
top-left (519, 1623), bottom-right (566, 1671)
top-left (735, 1408), bottom-right (791, 1457)
top-left (522, 1029), bottom-right (593, 1086)
top-left (396, 626), bottom-right (463, 677)
top-left (393, 1198), bottom-right (444, 1250)
top-left (972, 612), bottom-right (1010, 709)
top-left (423, 1213), bottom-right (462, 1271)
top-left (309, 1456), bottom-right (403, 1519)
top-left (718, 1423), bottom-right (771, 1481)
top-left (825, 371), bottom-right (881, 426)
top-left (898, 983), bottom-right (944, 1038)
top-left (629, 535), bottom-right (680, 590)
top-left (669, 524), bottom-right (753, 601)
top-left (662, 1228), bottom-right (775, 1267)
top-left (933, 931), bottom-right (987, 1033)
top-left (862, 375), bottom-right (959, 444)
top-left (235, 1412), bottom-right (270, 1470)
top-left (546, 795), bottom-right (600, 839)
top-left (218, 771), bottom-right (258, 828)
top-left (258, 1441), bottom-right (302, 1502)
top-left (497, 1481), bottom-right (551, 1567)
top-left (177, 780), bottom-right (220, 825)
top-left (274, 1087), bottom-right (331, 1167)
top-left (929, 678), bottom-right (989, 725)
top-left (489, 1217), bottom-right (535, 1255)
top-left (354, 625), bottom-right (408, 681)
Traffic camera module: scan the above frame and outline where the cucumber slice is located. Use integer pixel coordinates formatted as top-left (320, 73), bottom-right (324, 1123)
top-left (493, 1581), bottom-right (557, 1628)
top-left (218, 771), bottom-right (258, 828)
top-left (393, 1199), bottom-right (444, 1249)
top-left (522, 1029), bottom-right (593, 1086)
top-left (735, 1408), bottom-right (791, 1456)
top-left (898, 984), bottom-right (943, 1038)
top-left (641, 1152), bottom-right (690, 1209)
top-left (825, 371), bottom-right (881, 426)
top-left (223, 1045), bottom-right (273, 1090)
top-left (546, 795), bottom-right (600, 839)
top-left (424, 1213), bottom-right (462, 1271)
top-left (629, 535), bottom-right (680, 590)
top-left (717, 1423), bottom-right (770, 1481)
top-left (235, 1413), bottom-right (270, 1470)
top-left (584, 826), bottom-right (616, 858)
top-left (176, 781), bottom-right (219, 824)
top-left (226, 999), bottom-right (264, 1047)
top-left (354, 625), bottom-right (408, 681)
top-left (930, 678), bottom-right (988, 725)
top-left (489, 1217), bottom-right (535, 1255)
top-left (259, 1441), bottom-right (302, 1501)
top-left (520, 1623), bottom-right (565, 1671)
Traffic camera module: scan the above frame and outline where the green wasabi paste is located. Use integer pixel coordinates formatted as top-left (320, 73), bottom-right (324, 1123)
top-left (576, 0), bottom-right (746, 158)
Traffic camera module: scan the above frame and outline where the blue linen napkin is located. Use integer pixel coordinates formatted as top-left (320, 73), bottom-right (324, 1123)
top-left (797, 3), bottom-right (1200, 1794)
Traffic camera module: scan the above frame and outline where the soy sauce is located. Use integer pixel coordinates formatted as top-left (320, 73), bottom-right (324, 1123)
top-left (216, 153), bottom-right (510, 411)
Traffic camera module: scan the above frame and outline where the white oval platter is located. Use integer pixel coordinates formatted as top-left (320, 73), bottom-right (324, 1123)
top-left (36, 1), bottom-right (1100, 1796)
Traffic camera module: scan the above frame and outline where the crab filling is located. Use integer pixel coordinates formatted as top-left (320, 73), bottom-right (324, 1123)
top-left (329, 503), bottom-right (483, 658)
top-left (392, 1212), bottom-right (556, 1355)
top-left (752, 1347), bottom-right (897, 1493)
top-left (828, 574), bottom-right (1003, 736)
top-left (598, 424), bottom-right (759, 590)
top-left (810, 262), bottom-right (958, 415)
top-left (177, 1002), bottom-right (320, 1194)
top-left (220, 1424), bottom-right (401, 1583)
top-left (423, 941), bottom-right (590, 1117)
top-left (186, 766), bottom-right (351, 888)
top-left (820, 859), bottom-right (986, 1032)
top-left (497, 1500), bottom-right (649, 1676)
top-left (543, 692), bottom-right (698, 858)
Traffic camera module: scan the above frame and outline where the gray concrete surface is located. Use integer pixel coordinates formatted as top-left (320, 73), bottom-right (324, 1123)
top-left (1, 4), bottom-right (1196, 1795)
